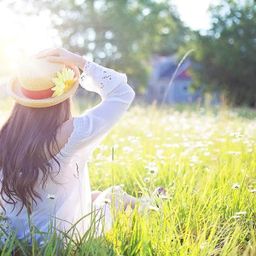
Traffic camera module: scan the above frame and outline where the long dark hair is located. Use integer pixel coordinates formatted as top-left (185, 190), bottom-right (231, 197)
top-left (0, 98), bottom-right (71, 215)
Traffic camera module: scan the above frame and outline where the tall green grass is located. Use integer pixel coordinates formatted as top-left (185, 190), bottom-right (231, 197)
top-left (1, 104), bottom-right (256, 255)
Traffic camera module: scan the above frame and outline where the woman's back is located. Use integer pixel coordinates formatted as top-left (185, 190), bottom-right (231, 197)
top-left (1, 117), bottom-right (93, 244)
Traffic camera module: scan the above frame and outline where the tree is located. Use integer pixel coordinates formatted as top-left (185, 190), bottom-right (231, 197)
top-left (190, 0), bottom-right (256, 106)
top-left (6, 0), bottom-right (189, 90)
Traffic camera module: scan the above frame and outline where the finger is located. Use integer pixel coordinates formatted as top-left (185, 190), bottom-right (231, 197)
top-left (35, 48), bottom-right (60, 58)
top-left (36, 48), bottom-right (59, 57)
top-left (45, 56), bottom-right (65, 63)
top-left (45, 56), bottom-right (73, 66)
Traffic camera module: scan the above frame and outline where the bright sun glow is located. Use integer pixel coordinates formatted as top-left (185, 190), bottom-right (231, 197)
top-left (0, 1), bottom-right (216, 78)
top-left (0, 4), bottom-right (60, 77)
top-left (172, 0), bottom-right (216, 31)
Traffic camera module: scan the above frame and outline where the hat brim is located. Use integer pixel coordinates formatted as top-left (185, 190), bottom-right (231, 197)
top-left (7, 64), bottom-right (80, 108)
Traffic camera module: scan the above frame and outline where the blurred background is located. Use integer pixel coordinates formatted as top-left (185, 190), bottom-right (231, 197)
top-left (0, 0), bottom-right (255, 108)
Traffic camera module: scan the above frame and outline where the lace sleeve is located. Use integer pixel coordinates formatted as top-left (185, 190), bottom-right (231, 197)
top-left (79, 61), bottom-right (128, 98)
top-left (60, 61), bottom-right (135, 157)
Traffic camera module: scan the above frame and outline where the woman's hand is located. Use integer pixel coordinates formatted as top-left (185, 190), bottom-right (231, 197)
top-left (35, 48), bottom-right (87, 71)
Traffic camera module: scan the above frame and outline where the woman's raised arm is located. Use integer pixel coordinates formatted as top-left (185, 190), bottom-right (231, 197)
top-left (37, 48), bottom-right (135, 156)
top-left (68, 60), bottom-right (135, 153)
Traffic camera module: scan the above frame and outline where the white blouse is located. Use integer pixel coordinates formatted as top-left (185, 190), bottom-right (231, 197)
top-left (0, 61), bottom-right (135, 245)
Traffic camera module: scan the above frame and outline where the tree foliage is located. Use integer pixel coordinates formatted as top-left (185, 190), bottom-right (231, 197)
top-left (191, 0), bottom-right (256, 106)
top-left (7, 0), bottom-right (189, 90)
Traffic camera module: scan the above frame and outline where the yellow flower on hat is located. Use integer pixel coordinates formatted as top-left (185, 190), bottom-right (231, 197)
top-left (51, 68), bottom-right (76, 97)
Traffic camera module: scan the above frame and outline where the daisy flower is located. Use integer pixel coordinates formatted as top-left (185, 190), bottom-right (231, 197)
top-left (51, 68), bottom-right (75, 97)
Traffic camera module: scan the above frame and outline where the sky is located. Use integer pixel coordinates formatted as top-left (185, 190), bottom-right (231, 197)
top-left (0, 4), bottom-right (59, 73)
top-left (0, 1), bottom-right (214, 75)
top-left (172, 0), bottom-right (214, 31)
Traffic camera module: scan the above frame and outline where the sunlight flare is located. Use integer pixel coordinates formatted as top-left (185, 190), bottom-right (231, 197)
top-left (0, 4), bottom-right (58, 77)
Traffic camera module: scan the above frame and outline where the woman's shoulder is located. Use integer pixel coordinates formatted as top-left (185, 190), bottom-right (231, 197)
top-left (53, 116), bottom-right (93, 159)
top-left (44, 118), bottom-right (74, 161)
top-left (56, 118), bottom-right (74, 149)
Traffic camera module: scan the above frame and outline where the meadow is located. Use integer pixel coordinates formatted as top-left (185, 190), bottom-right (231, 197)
top-left (1, 102), bottom-right (256, 255)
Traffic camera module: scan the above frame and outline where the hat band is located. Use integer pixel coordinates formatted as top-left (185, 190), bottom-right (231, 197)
top-left (21, 86), bottom-right (54, 99)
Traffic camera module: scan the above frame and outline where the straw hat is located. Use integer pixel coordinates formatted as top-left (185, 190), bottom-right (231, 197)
top-left (7, 58), bottom-right (80, 108)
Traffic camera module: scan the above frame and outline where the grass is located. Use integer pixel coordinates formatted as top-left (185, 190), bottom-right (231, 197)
top-left (1, 103), bottom-right (256, 255)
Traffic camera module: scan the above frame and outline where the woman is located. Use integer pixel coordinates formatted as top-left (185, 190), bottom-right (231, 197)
top-left (0, 48), bottom-right (141, 245)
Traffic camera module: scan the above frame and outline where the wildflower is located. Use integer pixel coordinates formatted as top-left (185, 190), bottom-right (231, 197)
top-left (200, 242), bottom-right (209, 250)
top-left (145, 162), bottom-right (158, 175)
top-left (144, 177), bottom-right (150, 183)
top-left (249, 188), bottom-right (256, 193)
top-left (51, 68), bottom-right (76, 97)
top-left (191, 155), bottom-right (200, 164)
top-left (235, 211), bottom-right (247, 216)
top-left (231, 215), bottom-right (241, 219)
top-left (203, 152), bottom-right (211, 157)
top-left (232, 183), bottom-right (240, 189)
top-left (148, 205), bottom-right (159, 212)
